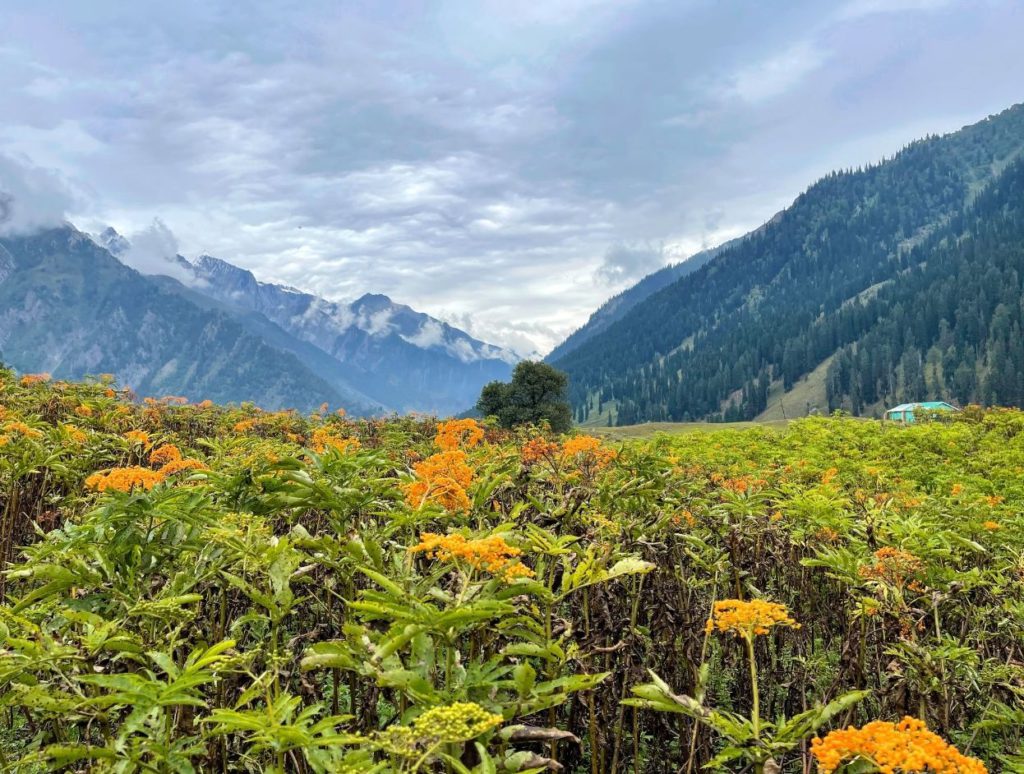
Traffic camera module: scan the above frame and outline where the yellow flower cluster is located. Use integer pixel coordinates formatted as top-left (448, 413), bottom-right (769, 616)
top-left (404, 450), bottom-right (474, 511)
top-left (85, 466), bottom-right (166, 493)
top-left (74, 404), bottom-right (93, 417)
top-left (435, 418), bottom-right (484, 451)
top-left (375, 702), bottom-right (502, 757)
top-left (413, 702), bottom-right (502, 742)
top-left (311, 427), bottom-right (360, 454)
top-left (410, 532), bottom-right (533, 581)
top-left (811, 716), bottom-right (987, 774)
top-left (706, 599), bottom-right (798, 638)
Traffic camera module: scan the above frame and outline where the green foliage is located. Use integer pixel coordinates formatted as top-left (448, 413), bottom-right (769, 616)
top-left (477, 361), bottom-right (572, 433)
top-left (0, 371), bottom-right (1022, 771)
top-left (554, 103), bottom-right (1024, 424)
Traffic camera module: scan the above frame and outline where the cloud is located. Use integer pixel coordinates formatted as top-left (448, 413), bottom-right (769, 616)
top-left (120, 218), bottom-right (198, 285)
top-left (724, 41), bottom-right (827, 103)
top-left (595, 242), bottom-right (667, 285)
top-left (0, 1), bottom-right (1021, 355)
top-left (0, 154), bottom-right (74, 235)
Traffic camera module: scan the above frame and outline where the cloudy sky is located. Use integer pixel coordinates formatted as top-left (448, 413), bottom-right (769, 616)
top-left (1, 0), bottom-right (1023, 354)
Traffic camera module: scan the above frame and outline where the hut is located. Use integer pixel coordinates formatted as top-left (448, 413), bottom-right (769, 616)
top-left (883, 401), bottom-right (959, 424)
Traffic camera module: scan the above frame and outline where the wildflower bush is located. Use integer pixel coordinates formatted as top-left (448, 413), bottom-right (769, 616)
top-left (0, 367), bottom-right (1021, 772)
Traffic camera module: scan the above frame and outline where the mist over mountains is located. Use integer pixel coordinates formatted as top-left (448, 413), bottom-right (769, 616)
top-left (0, 223), bottom-right (517, 414)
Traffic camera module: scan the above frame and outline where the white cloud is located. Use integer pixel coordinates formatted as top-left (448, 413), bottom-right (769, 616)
top-left (595, 241), bottom-right (667, 285)
top-left (0, 153), bottom-right (74, 235)
top-left (120, 218), bottom-right (198, 285)
top-left (724, 41), bottom-right (827, 103)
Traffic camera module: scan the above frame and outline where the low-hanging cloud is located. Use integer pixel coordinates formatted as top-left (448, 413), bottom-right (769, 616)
top-left (595, 242), bottom-right (667, 286)
top-left (120, 218), bottom-right (199, 286)
top-left (0, 154), bottom-right (74, 236)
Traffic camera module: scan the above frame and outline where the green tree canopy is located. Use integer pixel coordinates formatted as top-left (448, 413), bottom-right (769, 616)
top-left (476, 361), bottom-right (572, 432)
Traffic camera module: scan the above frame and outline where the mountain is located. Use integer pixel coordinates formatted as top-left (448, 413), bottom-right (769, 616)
top-left (179, 253), bottom-right (516, 415)
top-left (552, 103), bottom-right (1024, 424)
top-left (0, 226), bottom-right (353, 411)
top-left (546, 235), bottom-right (748, 363)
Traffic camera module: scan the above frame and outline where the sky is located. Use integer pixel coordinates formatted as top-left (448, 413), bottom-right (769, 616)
top-left (1, 0), bottom-right (1023, 355)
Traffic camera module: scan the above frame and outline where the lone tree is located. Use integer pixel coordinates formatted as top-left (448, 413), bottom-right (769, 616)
top-left (476, 361), bottom-right (572, 433)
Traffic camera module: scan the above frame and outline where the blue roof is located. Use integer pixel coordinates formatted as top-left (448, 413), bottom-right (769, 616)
top-left (886, 401), bottom-right (958, 413)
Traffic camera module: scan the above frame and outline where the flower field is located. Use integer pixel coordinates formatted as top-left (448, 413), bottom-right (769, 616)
top-left (2, 371), bottom-right (1024, 772)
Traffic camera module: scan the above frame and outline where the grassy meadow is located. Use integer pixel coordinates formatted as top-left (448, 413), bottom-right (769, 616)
top-left (1, 370), bottom-right (1023, 772)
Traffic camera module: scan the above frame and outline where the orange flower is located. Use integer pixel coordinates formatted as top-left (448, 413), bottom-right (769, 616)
top-left (74, 404), bottom-right (93, 417)
top-left (858, 547), bottom-right (923, 587)
top-left (812, 716), bottom-right (986, 774)
top-left (706, 599), bottom-right (798, 638)
top-left (822, 467), bottom-right (839, 485)
top-left (63, 425), bottom-right (88, 444)
top-left (982, 520), bottom-right (1001, 531)
top-left (409, 532), bottom-right (533, 581)
top-left (124, 430), bottom-right (151, 446)
top-left (435, 418), bottom-right (484, 451)
top-left (233, 419), bottom-right (258, 433)
top-left (19, 373), bottom-right (51, 386)
top-left (404, 450), bottom-right (474, 511)
top-left (158, 458), bottom-right (208, 476)
top-left (561, 435), bottom-right (617, 470)
top-left (521, 436), bottom-right (560, 465)
top-left (950, 483), bottom-right (964, 496)
top-left (149, 444), bottom-right (183, 466)
top-left (85, 466), bottom-right (166, 493)
top-left (3, 421), bottom-right (43, 439)
top-left (311, 427), bottom-right (360, 454)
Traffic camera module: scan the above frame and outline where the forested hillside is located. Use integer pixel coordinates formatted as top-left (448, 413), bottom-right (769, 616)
top-left (552, 104), bottom-right (1024, 424)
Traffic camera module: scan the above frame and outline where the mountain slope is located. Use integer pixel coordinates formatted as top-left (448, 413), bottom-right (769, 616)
top-left (184, 254), bottom-right (516, 415)
top-left (552, 103), bottom-right (1024, 423)
top-left (546, 235), bottom-right (747, 363)
top-left (0, 227), bottom-right (348, 411)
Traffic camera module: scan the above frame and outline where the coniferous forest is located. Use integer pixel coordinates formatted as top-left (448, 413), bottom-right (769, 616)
top-left (553, 105), bottom-right (1024, 424)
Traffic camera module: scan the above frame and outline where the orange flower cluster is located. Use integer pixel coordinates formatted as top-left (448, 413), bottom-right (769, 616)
top-left (858, 547), bottom-right (923, 587)
top-left (951, 483), bottom-right (964, 496)
top-left (706, 599), bottom-right (798, 638)
top-left (561, 435), bottom-right (617, 469)
top-left (19, 373), bottom-right (51, 386)
top-left (982, 520), bottom-right (1001, 531)
top-left (404, 450), bottom-right (474, 511)
top-left (721, 475), bottom-right (767, 494)
top-left (435, 418), bottom-right (484, 451)
top-left (158, 458), bottom-right (209, 476)
top-left (311, 427), bottom-right (361, 454)
top-left (124, 430), bottom-right (151, 446)
top-left (63, 425), bottom-right (88, 444)
top-left (409, 532), bottom-right (533, 581)
top-left (521, 436), bottom-right (560, 465)
top-left (85, 466), bottom-right (166, 493)
top-left (3, 421), bottom-right (43, 439)
top-left (149, 444), bottom-right (182, 466)
top-left (811, 716), bottom-right (987, 774)
top-left (822, 467), bottom-right (839, 485)
top-left (74, 404), bottom-right (94, 417)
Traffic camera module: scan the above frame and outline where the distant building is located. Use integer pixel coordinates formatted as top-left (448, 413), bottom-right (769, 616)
top-left (883, 401), bottom-right (960, 424)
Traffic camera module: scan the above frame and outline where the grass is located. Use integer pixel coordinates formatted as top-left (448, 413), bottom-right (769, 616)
top-left (587, 419), bottom-right (790, 440)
